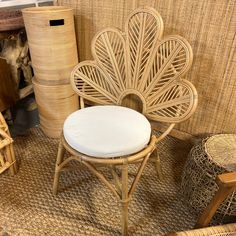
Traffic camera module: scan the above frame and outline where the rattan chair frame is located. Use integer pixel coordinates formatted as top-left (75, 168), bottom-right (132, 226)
top-left (167, 172), bottom-right (236, 236)
top-left (0, 113), bottom-right (17, 175)
top-left (53, 7), bottom-right (198, 236)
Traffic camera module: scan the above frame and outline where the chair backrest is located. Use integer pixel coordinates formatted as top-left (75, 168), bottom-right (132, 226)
top-left (71, 7), bottom-right (198, 124)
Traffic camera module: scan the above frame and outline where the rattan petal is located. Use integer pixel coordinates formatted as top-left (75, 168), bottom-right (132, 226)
top-left (141, 36), bottom-right (193, 95)
top-left (92, 28), bottom-right (127, 91)
top-left (71, 61), bottom-right (118, 104)
top-left (125, 7), bottom-right (163, 89)
top-left (146, 80), bottom-right (197, 122)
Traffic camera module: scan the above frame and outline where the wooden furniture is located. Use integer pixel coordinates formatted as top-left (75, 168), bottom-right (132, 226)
top-left (196, 171), bottom-right (236, 228)
top-left (0, 0), bottom-right (53, 8)
top-left (0, 10), bottom-right (24, 32)
top-left (181, 134), bottom-right (236, 220)
top-left (22, 6), bottom-right (79, 138)
top-left (0, 22), bottom-right (34, 110)
top-left (0, 58), bottom-right (18, 112)
top-left (167, 172), bottom-right (236, 236)
top-left (167, 224), bottom-right (236, 235)
top-left (0, 112), bottom-right (17, 175)
top-left (53, 7), bottom-right (198, 236)
top-left (0, 10), bottom-right (29, 93)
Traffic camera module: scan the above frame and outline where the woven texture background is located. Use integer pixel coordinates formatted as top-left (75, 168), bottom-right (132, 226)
top-left (0, 127), bottom-right (197, 235)
top-left (56, 0), bottom-right (236, 137)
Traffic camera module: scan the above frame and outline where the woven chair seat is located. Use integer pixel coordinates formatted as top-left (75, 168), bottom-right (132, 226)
top-left (63, 105), bottom-right (151, 158)
top-left (181, 134), bottom-right (236, 221)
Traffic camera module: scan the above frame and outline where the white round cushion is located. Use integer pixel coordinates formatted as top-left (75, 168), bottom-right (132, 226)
top-left (63, 105), bottom-right (151, 158)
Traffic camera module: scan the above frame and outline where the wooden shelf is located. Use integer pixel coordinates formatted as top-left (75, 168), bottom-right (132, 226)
top-left (0, 0), bottom-right (53, 8)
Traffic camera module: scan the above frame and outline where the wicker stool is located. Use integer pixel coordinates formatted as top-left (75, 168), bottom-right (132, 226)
top-left (181, 134), bottom-right (236, 221)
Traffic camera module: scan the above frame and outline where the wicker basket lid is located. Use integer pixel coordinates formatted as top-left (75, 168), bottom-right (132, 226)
top-left (205, 134), bottom-right (236, 171)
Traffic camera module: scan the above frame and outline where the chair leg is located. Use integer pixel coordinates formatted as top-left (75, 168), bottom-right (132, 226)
top-left (9, 144), bottom-right (17, 174)
top-left (121, 163), bottom-right (129, 236)
top-left (121, 201), bottom-right (129, 236)
top-left (5, 145), bottom-right (16, 175)
top-left (153, 148), bottom-right (163, 180)
top-left (53, 140), bottom-right (65, 195)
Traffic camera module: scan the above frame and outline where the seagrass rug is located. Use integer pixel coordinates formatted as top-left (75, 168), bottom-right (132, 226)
top-left (0, 127), bottom-right (197, 236)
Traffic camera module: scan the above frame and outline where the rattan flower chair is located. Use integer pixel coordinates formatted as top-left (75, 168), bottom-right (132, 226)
top-left (53, 7), bottom-right (198, 235)
top-left (0, 112), bottom-right (17, 175)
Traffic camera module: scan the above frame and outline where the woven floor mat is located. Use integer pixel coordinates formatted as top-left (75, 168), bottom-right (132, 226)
top-left (0, 127), bottom-right (196, 236)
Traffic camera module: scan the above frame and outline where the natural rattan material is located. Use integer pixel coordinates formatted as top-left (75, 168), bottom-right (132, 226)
top-left (195, 172), bottom-right (236, 228)
top-left (22, 6), bottom-right (79, 138)
top-left (71, 8), bottom-right (198, 123)
top-left (167, 223), bottom-right (236, 236)
top-left (54, 7), bottom-right (198, 236)
top-left (32, 78), bottom-right (79, 138)
top-left (181, 136), bottom-right (236, 221)
top-left (0, 127), bottom-right (197, 236)
top-left (56, 0), bottom-right (236, 137)
top-left (22, 6), bottom-right (78, 84)
top-left (0, 112), bottom-right (17, 175)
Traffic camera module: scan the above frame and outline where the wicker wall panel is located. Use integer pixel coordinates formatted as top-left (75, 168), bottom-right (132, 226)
top-left (56, 0), bottom-right (236, 137)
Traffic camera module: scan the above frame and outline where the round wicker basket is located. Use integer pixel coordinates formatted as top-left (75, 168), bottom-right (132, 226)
top-left (181, 134), bottom-right (236, 221)
top-left (33, 78), bottom-right (79, 138)
top-left (22, 6), bottom-right (78, 84)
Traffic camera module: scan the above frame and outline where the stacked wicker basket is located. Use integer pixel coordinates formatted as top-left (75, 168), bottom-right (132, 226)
top-left (22, 6), bottom-right (79, 138)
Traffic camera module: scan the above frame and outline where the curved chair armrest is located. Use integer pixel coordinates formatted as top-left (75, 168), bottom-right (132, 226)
top-left (195, 171), bottom-right (236, 228)
top-left (167, 172), bottom-right (236, 236)
top-left (216, 172), bottom-right (236, 188)
top-left (166, 223), bottom-right (236, 236)
top-left (155, 123), bottom-right (175, 143)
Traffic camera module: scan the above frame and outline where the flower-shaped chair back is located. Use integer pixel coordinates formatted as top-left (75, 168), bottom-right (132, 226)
top-left (71, 7), bottom-right (198, 123)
